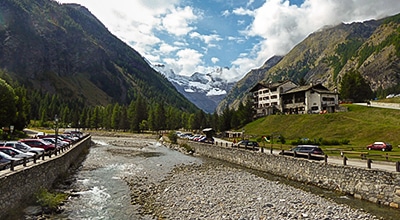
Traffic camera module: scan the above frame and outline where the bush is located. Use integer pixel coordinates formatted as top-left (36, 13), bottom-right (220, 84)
top-left (180, 143), bottom-right (194, 153)
top-left (168, 131), bottom-right (178, 144)
top-left (36, 188), bottom-right (67, 211)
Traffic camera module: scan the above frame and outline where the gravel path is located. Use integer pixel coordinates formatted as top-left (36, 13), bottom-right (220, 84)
top-left (126, 161), bottom-right (379, 220)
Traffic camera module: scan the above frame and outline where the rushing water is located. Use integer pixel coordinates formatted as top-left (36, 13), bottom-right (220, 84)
top-left (51, 136), bottom-right (202, 219)
top-left (46, 136), bottom-right (400, 220)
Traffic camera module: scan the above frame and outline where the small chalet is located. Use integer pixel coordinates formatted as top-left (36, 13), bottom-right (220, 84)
top-left (281, 83), bottom-right (339, 114)
top-left (249, 80), bottom-right (297, 117)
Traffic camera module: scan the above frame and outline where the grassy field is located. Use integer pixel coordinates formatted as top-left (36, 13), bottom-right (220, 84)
top-left (240, 104), bottom-right (400, 160)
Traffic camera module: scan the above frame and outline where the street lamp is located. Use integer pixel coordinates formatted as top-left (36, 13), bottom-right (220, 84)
top-left (54, 115), bottom-right (59, 149)
top-left (9, 125), bottom-right (14, 140)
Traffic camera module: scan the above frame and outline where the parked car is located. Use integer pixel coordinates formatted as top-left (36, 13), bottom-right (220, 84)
top-left (3, 141), bottom-right (45, 155)
top-left (366, 142), bottom-right (392, 151)
top-left (0, 151), bottom-right (22, 170)
top-left (237, 140), bottom-right (259, 150)
top-left (199, 136), bottom-right (214, 144)
top-left (0, 147), bottom-right (35, 158)
top-left (290, 145), bottom-right (325, 155)
top-left (19, 139), bottom-right (56, 152)
top-left (41, 137), bottom-right (69, 147)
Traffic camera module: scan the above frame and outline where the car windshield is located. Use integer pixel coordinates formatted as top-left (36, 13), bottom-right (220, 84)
top-left (16, 143), bottom-right (30, 150)
top-left (0, 151), bottom-right (13, 159)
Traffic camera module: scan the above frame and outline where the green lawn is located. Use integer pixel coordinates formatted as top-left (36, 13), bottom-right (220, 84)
top-left (240, 104), bottom-right (400, 160)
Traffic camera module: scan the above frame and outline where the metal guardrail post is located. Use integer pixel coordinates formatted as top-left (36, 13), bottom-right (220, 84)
top-left (42, 152), bottom-right (45, 160)
top-left (367, 159), bottom-right (372, 169)
top-left (23, 157), bottom-right (27, 167)
top-left (396, 161), bottom-right (400, 172)
top-left (307, 152), bottom-right (311, 159)
top-left (343, 156), bottom-right (347, 165)
top-left (33, 154), bottom-right (37, 164)
top-left (324, 154), bottom-right (328, 163)
top-left (10, 160), bottom-right (14, 171)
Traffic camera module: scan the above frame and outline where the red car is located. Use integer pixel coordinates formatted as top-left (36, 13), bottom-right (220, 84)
top-left (366, 142), bottom-right (392, 151)
top-left (19, 139), bottom-right (56, 152)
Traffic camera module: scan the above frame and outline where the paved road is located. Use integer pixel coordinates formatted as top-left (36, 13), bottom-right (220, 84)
top-left (213, 138), bottom-right (398, 173)
top-left (355, 102), bottom-right (400, 110)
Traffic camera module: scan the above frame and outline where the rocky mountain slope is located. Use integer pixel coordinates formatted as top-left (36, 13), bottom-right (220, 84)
top-left (0, 0), bottom-right (198, 111)
top-left (153, 65), bottom-right (235, 113)
top-left (217, 13), bottom-right (400, 113)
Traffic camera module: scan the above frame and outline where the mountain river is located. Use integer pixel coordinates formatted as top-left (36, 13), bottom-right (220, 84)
top-left (37, 135), bottom-right (400, 219)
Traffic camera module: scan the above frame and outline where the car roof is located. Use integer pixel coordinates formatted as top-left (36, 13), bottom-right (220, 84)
top-left (0, 146), bottom-right (13, 149)
top-left (298, 145), bottom-right (319, 148)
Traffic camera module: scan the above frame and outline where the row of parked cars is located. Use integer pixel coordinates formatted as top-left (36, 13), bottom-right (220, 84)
top-left (176, 132), bottom-right (215, 144)
top-left (0, 131), bottom-right (83, 170)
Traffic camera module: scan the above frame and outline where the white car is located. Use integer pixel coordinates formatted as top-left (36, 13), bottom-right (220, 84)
top-left (3, 141), bottom-right (45, 155)
top-left (0, 151), bottom-right (22, 169)
top-left (0, 147), bottom-right (35, 159)
top-left (41, 137), bottom-right (69, 147)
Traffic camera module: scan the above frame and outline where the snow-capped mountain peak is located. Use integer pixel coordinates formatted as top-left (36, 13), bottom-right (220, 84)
top-left (152, 64), bottom-right (235, 113)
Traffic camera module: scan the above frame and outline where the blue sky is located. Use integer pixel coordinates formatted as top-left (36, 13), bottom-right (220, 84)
top-left (56, 0), bottom-right (400, 82)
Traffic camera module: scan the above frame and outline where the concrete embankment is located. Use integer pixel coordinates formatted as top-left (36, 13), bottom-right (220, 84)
top-left (0, 135), bottom-right (92, 219)
top-left (187, 141), bottom-right (400, 209)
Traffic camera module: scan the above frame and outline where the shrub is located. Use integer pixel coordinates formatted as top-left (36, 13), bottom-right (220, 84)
top-left (168, 131), bottom-right (178, 144)
top-left (36, 188), bottom-right (67, 211)
top-left (180, 143), bottom-right (194, 153)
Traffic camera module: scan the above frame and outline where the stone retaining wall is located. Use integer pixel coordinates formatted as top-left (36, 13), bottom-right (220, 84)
top-left (189, 142), bottom-right (400, 209)
top-left (0, 135), bottom-right (92, 219)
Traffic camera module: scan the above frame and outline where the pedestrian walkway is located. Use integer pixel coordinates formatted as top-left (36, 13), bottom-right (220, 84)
top-left (213, 138), bottom-right (398, 173)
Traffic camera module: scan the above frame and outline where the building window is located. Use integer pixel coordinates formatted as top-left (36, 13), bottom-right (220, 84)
top-left (271, 95), bottom-right (277, 99)
top-left (322, 97), bottom-right (335, 101)
top-left (311, 106), bottom-right (319, 111)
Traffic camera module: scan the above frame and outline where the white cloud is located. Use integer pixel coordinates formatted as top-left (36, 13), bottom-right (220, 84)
top-left (232, 7), bottom-right (254, 16)
top-left (161, 6), bottom-right (199, 36)
top-left (189, 32), bottom-right (223, 44)
top-left (164, 48), bottom-right (204, 76)
top-left (230, 0), bottom-right (400, 80)
top-left (211, 57), bottom-right (219, 64)
top-left (222, 10), bottom-right (230, 17)
top-left (57, 0), bottom-right (400, 82)
top-left (158, 43), bottom-right (179, 54)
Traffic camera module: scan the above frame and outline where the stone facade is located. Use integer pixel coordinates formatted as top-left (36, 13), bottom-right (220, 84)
top-left (189, 141), bottom-right (400, 209)
top-left (0, 135), bottom-right (92, 219)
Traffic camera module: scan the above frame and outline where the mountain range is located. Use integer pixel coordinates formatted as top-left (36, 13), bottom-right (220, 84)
top-left (0, 0), bottom-right (198, 112)
top-left (153, 64), bottom-right (236, 113)
top-left (0, 0), bottom-right (399, 115)
top-left (217, 13), bottom-right (400, 113)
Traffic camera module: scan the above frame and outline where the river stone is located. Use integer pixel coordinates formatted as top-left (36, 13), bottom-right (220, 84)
top-left (23, 206), bottom-right (42, 216)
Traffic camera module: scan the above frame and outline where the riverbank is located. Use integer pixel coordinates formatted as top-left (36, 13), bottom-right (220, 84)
top-left (126, 160), bottom-right (381, 219)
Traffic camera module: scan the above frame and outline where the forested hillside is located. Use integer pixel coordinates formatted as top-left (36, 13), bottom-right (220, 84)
top-left (0, 0), bottom-right (197, 109)
top-left (0, 0), bottom-right (202, 134)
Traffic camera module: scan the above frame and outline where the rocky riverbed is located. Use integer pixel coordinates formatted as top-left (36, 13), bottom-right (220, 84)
top-left (126, 160), bottom-right (380, 219)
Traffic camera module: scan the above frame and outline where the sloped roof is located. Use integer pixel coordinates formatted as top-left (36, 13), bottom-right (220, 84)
top-left (284, 83), bottom-right (336, 94)
top-left (249, 80), bottom-right (295, 92)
